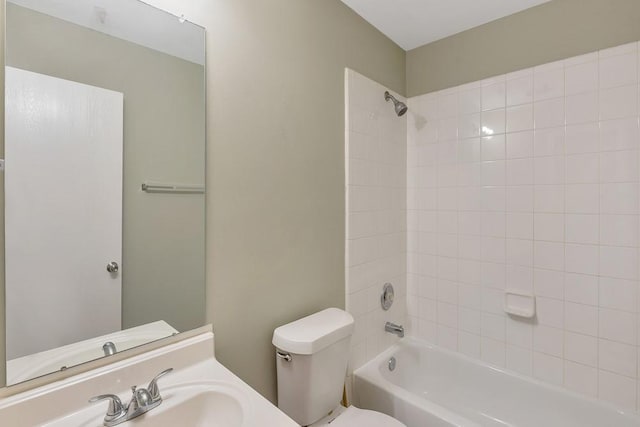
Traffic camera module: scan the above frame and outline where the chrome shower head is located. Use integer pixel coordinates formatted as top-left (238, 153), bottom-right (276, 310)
top-left (384, 91), bottom-right (408, 117)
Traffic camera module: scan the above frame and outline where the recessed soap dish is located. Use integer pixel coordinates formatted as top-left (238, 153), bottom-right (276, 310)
top-left (504, 291), bottom-right (536, 319)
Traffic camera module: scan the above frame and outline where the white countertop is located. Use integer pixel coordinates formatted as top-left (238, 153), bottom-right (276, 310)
top-left (0, 331), bottom-right (299, 427)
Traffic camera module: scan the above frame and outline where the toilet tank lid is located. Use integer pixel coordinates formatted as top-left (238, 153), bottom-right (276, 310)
top-left (272, 308), bottom-right (354, 355)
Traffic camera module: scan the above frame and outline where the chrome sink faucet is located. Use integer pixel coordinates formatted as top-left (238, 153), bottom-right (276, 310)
top-left (385, 321), bottom-right (404, 338)
top-left (89, 368), bottom-right (173, 426)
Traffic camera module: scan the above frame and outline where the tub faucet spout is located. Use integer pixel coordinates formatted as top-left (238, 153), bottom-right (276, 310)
top-left (385, 322), bottom-right (404, 338)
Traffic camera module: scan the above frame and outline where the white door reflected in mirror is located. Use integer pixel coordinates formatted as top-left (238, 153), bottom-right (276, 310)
top-left (5, 67), bottom-right (123, 362)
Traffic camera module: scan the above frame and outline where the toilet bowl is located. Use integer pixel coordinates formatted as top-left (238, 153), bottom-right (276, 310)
top-left (272, 308), bottom-right (406, 427)
top-left (311, 404), bottom-right (405, 427)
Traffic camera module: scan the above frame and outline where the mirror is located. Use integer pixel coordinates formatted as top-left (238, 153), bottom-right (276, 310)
top-left (3, 0), bottom-right (206, 386)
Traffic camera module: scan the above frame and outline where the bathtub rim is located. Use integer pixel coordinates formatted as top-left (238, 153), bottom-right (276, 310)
top-left (353, 336), bottom-right (640, 422)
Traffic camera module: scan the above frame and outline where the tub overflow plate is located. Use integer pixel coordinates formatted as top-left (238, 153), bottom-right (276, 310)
top-left (388, 356), bottom-right (396, 371)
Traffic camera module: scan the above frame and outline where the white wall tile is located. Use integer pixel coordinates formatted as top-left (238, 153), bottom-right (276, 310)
top-left (534, 67), bottom-right (565, 101)
top-left (482, 186), bottom-right (506, 211)
top-left (534, 156), bottom-right (565, 185)
top-left (506, 317), bottom-right (533, 349)
top-left (506, 158), bottom-right (534, 186)
top-left (600, 215), bottom-right (638, 247)
top-left (599, 277), bottom-right (638, 312)
top-left (481, 337), bottom-right (506, 367)
top-left (566, 214), bottom-right (599, 245)
top-left (566, 92), bottom-right (599, 125)
top-left (599, 308), bottom-right (637, 345)
top-left (565, 61), bottom-right (598, 95)
top-left (534, 325), bottom-right (564, 356)
top-left (459, 88), bottom-right (482, 114)
top-left (534, 352), bottom-right (564, 386)
top-left (600, 183), bottom-right (639, 214)
top-left (566, 184), bottom-right (599, 214)
top-left (482, 160), bottom-right (505, 186)
top-left (506, 213), bottom-right (533, 240)
top-left (565, 332), bottom-right (598, 367)
top-left (534, 268), bottom-right (564, 299)
top-left (534, 213), bottom-right (565, 242)
top-left (506, 131), bottom-right (534, 159)
top-left (482, 109), bottom-right (506, 136)
top-left (535, 185), bottom-right (564, 213)
top-left (565, 244), bottom-right (599, 276)
top-left (458, 331), bottom-right (481, 358)
top-left (507, 104), bottom-right (534, 133)
top-left (507, 345), bottom-right (533, 376)
top-left (458, 113), bottom-right (481, 139)
top-left (600, 118), bottom-right (639, 151)
top-left (506, 238), bottom-right (533, 267)
top-left (599, 370), bottom-right (637, 410)
top-left (600, 85), bottom-right (638, 120)
top-left (534, 241), bottom-right (565, 271)
top-left (565, 273), bottom-right (598, 305)
top-left (600, 150), bottom-right (639, 183)
top-left (507, 75), bottom-right (534, 107)
top-left (536, 298), bottom-right (564, 328)
top-left (481, 135), bottom-right (506, 160)
top-left (599, 52), bottom-right (638, 89)
top-left (599, 339), bottom-right (637, 377)
top-left (565, 302), bottom-right (598, 336)
top-left (566, 153), bottom-right (599, 184)
top-left (599, 246), bottom-right (638, 280)
top-left (404, 41), bottom-right (640, 410)
top-left (507, 185), bottom-right (534, 212)
top-left (566, 123), bottom-right (599, 154)
top-left (482, 82), bottom-right (506, 111)
top-left (599, 42), bottom-right (637, 59)
top-left (346, 71), bottom-right (407, 372)
top-left (534, 127), bottom-right (565, 157)
top-left (565, 361), bottom-right (598, 397)
top-left (534, 98), bottom-right (565, 129)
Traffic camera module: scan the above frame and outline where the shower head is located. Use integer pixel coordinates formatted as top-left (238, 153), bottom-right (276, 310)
top-left (384, 91), bottom-right (408, 117)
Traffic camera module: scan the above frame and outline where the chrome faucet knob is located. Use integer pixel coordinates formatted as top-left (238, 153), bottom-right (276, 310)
top-left (88, 394), bottom-right (126, 424)
top-left (147, 368), bottom-right (173, 402)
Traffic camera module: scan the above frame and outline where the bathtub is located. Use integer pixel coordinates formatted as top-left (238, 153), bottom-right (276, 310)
top-left (353, 337), bottom-right (640, 427)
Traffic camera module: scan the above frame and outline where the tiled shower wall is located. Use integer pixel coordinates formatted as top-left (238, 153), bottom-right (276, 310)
top-left (406, 41), bottom-right (640, 411)
top-left (345, 69), bottom-right (407, 372)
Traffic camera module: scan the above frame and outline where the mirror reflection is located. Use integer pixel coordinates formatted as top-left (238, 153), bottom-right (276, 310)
top-left (4, 0), bottom-right (206, 386)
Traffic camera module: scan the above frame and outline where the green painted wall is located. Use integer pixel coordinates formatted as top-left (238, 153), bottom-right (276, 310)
top-left (407, 0), bottom-right (640, 96)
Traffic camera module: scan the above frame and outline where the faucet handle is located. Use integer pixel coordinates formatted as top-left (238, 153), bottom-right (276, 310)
top-left (88, 394), bottom-right (125, 420)
top-left (147, 368), bottom-right (173, 401)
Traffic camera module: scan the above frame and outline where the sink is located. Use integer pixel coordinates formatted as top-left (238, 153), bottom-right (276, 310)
top-left (137, 388), bottom-right (244, 427)
top-left (45, 382), bottom-right (251, 427)
top-left (0, 331), bottom-right (298, 427)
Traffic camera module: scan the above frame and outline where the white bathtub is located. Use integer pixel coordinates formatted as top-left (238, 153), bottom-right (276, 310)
top-left (353, 337), bottom-right (640, 427)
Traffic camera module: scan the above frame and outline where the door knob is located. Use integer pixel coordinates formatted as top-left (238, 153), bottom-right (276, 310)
top-left (106, 261), bottom-right (119, 273)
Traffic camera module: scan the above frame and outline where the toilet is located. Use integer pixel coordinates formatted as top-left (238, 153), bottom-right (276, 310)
top-left (272, 308), bottom-right (406, 427)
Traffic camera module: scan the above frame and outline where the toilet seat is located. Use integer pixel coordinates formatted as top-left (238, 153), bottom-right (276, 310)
top-left (312, 405), bottom-right (406, 427)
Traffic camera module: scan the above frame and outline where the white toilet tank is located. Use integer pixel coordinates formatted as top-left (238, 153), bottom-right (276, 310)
top-left (272, 308), bottom-right (354, 426)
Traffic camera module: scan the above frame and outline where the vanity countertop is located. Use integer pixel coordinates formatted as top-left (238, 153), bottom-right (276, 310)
top-left (0, 331), bottom-right (299, 427)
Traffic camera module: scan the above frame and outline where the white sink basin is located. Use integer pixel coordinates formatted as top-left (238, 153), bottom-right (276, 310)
top-left (47, 381), bottom-right (251, 427)
top-left (139, 387), bottom-right (244, 427)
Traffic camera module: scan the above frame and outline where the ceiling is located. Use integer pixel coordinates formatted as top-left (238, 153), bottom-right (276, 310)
top-left (341, 0), bottom-right (553, 51)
